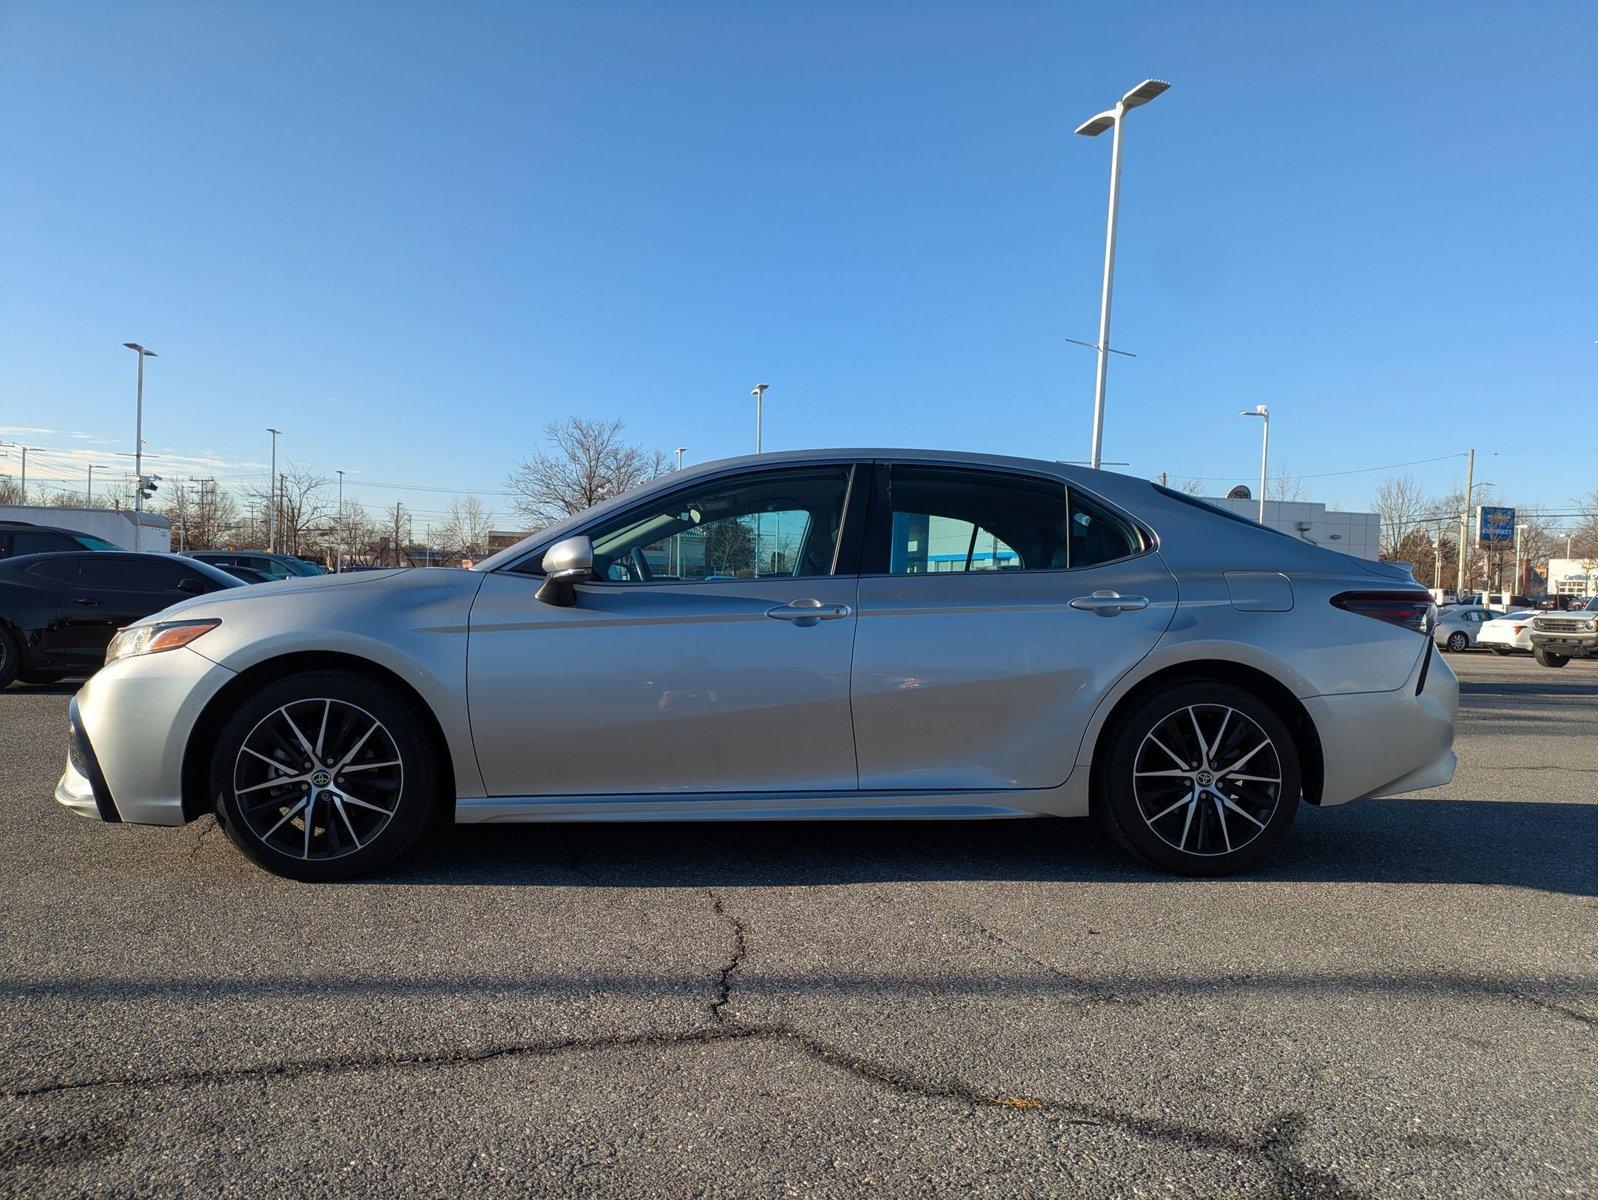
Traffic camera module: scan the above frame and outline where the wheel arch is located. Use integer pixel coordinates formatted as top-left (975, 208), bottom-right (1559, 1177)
top-left (1087, 659), bottom-right (1325, 807)
top-left (180, 650), bottom-right (457, 822)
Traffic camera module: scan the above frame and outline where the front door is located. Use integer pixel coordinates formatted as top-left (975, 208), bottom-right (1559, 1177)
top-left (850, 462), bottom-right (1178, 791)
top-left (468, 463), bottom-right (865, 797)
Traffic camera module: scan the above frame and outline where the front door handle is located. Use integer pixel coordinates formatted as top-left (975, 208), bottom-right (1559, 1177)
top-left (74, 597), bottom-right (101, 607)
top-left (766, 599), bottom-right (852, 627)
top-left (1069, 589), bottom-right (1149, 616)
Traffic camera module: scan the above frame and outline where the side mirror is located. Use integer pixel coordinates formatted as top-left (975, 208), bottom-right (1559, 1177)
top-left (536, 535), bottom-right (594, 607)
top-left (177, 577), bottom-right (207, 595)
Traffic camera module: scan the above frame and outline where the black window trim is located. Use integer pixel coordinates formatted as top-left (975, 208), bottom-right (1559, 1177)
top-left (497, 458), bottom-right (871, 585)
top-left (859, 459), bottom-right (1154, 578)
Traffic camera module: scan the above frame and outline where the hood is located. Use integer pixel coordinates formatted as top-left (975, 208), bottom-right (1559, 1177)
top-left (145, 567), bottom-right (451, 624)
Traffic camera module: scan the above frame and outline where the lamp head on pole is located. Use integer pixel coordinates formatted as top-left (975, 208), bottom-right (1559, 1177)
top-left (123, 342), bottom-right (157, 357)
top-left (1240, 404), bottom-right (1268, 419)
top-left (1120, 78), bottom-right (1171, 109)
top-left (750, 383), bottom-right (769, 397)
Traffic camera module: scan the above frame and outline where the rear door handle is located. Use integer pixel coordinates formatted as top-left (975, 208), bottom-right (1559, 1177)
top-left (1069, 590), bottom-right (1149, 616)
top-left (74, 597), bottom-right (101, 607)
top-left (766, 599), bottom-right (852, 627)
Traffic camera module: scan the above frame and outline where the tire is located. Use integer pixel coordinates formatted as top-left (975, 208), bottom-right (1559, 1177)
top-left (17, 670), bottom-right (68, 684)
top-left (1445, 631), bottom-right (1469, 653)
top-left (1534, 647), bottom-right (1570, 669)
top-left (1095, 681), bottom-right (1302, 876)
top-left (210, 670), bottom-right (443, 882)
top-left (1491, 647), bottom-right (1512, 657)
top-left (0, 627), bottom-right (18, 689)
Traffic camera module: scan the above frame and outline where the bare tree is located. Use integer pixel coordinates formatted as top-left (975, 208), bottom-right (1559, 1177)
top-left (505, 417), bottom-right (668, 530)
top-left (1267, 464), bottom-right (1307, 503)
top-left (431, 495), bottom-right (493, 564)
top-left (1374, 474), bottom-right (1429, 558)
top-left (242, 465), bottom-right (331, 556)
top-left (1570, 490), bottom-right (1598, 562)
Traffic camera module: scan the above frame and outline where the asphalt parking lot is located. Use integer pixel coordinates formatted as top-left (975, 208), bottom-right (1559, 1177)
top-left (1, 652), bottom-right (1593, 1198)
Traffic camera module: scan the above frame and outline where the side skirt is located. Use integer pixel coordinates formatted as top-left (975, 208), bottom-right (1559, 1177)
top-left (455, 791), bottom-right (1072, 823)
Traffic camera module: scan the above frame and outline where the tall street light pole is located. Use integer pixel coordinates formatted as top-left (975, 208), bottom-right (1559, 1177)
top-left (122, 343), bottom-right (157, 551)
top-left (1456, 448), bottom-right (1475, 595)
top-left (266, 428), bottom-right (281, 552)
top-left (86, 463), bottom-right (109, 507)
top-left (675, 447), bottom-right (686, 470)
top-left (1074, 78), bottom-right (1170, 470)
top-left (336, 469), bottom-right (345, 572)
top-left (1239, 404), bottom-right (1269, 522)
top-left (751, 384), bottom-right (770, 454)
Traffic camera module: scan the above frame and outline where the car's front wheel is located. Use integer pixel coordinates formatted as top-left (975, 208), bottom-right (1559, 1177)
top-left (210, 670), bottom-right (442, 881)
top-left (1534, 647), bottom-right (1570, 669)
top-left (1445, 631), bottom-right (1469, 652)
top-left (1097, 681), bottom-right (1302, 876)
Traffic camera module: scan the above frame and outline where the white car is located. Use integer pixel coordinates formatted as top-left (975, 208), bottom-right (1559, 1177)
top-left (1432, 605), bottom-right (1498, 652)
top-left (1475, 610), bottom-right (1537, 655)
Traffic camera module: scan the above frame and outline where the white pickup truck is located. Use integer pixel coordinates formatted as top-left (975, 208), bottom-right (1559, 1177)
top-left (1529, 596), bottom-right (1598, 667)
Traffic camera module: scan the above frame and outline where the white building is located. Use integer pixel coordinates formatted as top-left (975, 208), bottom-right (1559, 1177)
top-left (1544, 557), bottom-right (1598, 598)
top-left (0, 505), bottom-right (171, 552)
top-left (1202, 497), bottom-right (1381, 561)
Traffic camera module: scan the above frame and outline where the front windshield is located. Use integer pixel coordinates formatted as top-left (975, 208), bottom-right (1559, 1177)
top-left (78, 534), bottom-right (122, 551)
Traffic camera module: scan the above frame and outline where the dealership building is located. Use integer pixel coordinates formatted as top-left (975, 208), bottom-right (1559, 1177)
top-left (1201, 496), bottom-right (1381, 560)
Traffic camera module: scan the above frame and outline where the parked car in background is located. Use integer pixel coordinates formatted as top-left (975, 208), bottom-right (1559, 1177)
top-left (1433, 604), bottom-right (1498, 652)
top-left (0, 552), bottom-right (242, 687)
top-left (56, 449), bottom-right (1457, 883)
top-left (214, 563), bottom-right (275, 585)
top-left (1475, 610), bottom-right (1538, 655)
top-left (187, 551), bottom-right (327, 581)
top-left (291, 556), bottom-right (330, 574)
top-left (1529, 597), bottom-right (1598, 668)
top-left (0, 520), bottom-right (122, 558)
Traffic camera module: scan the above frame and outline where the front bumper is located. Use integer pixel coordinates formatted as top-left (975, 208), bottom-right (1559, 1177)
top-left (1530, 633), bottom-right (1598, 658)
top-left (1303, 642), bottom-right (1458, 805)
top-left (52, 646), bottom-right (237, 825)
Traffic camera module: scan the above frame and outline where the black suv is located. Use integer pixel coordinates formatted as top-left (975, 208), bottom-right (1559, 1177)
top-left (0, 520), bottom-right (121, 558)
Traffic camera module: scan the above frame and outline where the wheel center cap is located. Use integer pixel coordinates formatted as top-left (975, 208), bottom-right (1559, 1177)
top-left (1196, 770), bottom-right (1214, 786)
top-left (311, 770), bottom-right (331, 787)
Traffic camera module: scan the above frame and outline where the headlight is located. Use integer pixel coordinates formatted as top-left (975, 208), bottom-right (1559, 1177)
top-left (105, 619), bottom-right (220, 665)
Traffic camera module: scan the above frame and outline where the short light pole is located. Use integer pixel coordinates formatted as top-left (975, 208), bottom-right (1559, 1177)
top-left (675, 446), bottom-right (686, 470)
top-left (751, 383), bottom-right (770, 454)
top-left (86, 463), bottom-right (110, 507)
top-left (1074, 78), bottom-right (1170, 469)
top-left (122, 343), bottom-right (157, 550)
top-left (266, 428), bottom-right (281, 552)
top-left (336, 469), bottom-right (346, 572)
top-left (1239, 404), bottom-right (1269, 522)
top-left (1514, 522), bottom-right (1528, 595)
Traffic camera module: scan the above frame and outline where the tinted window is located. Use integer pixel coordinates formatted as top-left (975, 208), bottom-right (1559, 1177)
top-left (885, 466), bottom-right (1069, 574)
top-left (580, 466), bottom-right (854, 582)
top-left (1067, 489), bottom-right (1143, 567)
top-left (25, 557), bottom-right (93, 584)
top-left (92, 558), bottom-right (192, 591)
top-left (10, 530), bottom-right (78, 556)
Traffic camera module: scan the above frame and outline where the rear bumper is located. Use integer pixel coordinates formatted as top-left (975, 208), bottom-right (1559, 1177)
top-left (1305, 642), bottom-right (1458, 805)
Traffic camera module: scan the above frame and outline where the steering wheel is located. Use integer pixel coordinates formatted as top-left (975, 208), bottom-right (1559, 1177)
top-left (630, 546), bottom-right (654, 583)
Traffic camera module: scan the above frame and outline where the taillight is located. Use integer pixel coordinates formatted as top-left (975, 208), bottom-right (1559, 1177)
top-left (1331, 591), bottom-right (1435, 634)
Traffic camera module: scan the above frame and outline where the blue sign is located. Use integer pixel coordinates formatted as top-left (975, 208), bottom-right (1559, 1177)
top-left (1476, 505), bottom-right (1516, 545)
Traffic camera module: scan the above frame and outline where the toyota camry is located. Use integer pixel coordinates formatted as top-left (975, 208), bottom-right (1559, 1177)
top-left (55, 449), bottom-right (1457, 881)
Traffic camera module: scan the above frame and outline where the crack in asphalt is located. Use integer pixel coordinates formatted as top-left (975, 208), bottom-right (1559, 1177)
top-left (970, 921), bottom-right (1149, 1007)
top-left (0, 890), bottom-right (1365, 1197)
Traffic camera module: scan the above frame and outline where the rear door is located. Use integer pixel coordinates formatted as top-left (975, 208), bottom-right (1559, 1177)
top-left (849, 462), bottom-right (1177, 791)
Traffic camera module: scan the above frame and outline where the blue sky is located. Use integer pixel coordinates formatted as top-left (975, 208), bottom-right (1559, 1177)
top-left (2, 1), bottom-right (1594, 529)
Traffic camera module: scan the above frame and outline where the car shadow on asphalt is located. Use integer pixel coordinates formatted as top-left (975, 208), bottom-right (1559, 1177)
top-left (382, 797), bottom-right (1597, 897)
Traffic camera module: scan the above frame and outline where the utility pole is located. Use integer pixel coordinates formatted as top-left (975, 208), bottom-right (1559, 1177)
top-left (1456, 448), bottom-right (1474, 595)
top-left (279, 472), bottom-right (288, 555)
top-left (86, 463), bottom-right (110, 507)
top-left (751, 384), bottom-right (769, 454)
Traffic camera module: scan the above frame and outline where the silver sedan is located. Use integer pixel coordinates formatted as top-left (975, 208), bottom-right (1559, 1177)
top-left (56, 449), bottom-right (1457, 880)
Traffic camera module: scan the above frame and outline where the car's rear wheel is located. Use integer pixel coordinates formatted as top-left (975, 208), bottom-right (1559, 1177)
top-left (1097, 681), bottom-right (1301, 876)
top-left (1534, 647), bottom-right (1570, 669)
top-left (210, 670), bottom-right (442, 881)
top-left (1445, 631), bottom-right (1469, 652)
